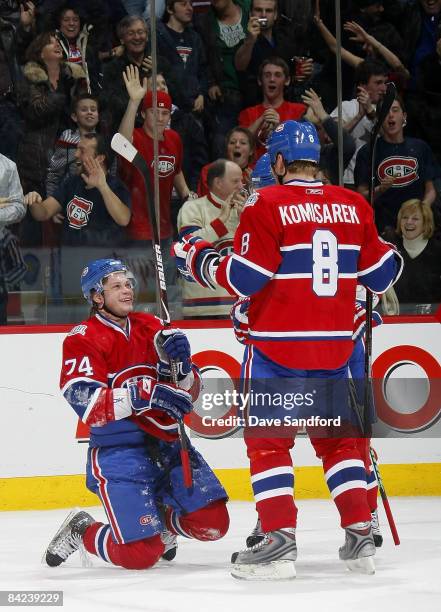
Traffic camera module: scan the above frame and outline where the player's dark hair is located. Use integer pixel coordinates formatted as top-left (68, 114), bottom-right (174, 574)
top-left (258, 56), bottom-right (290, 81)
top-left (354, 59), bottom-right (388, 86)
top-left (207, 158), bottom-right (228, 190)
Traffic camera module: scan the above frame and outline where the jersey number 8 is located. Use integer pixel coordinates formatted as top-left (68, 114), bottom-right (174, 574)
top-left (312, 230), bottom-right (338, 297)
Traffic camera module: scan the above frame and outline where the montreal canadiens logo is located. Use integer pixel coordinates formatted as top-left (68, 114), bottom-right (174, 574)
top-left (152, 155), bottom-right (176, 177)
top-left (67, 196), bottom-right (93, 229)
top-left (377, 156), bottom-right (419, 187)
top-left (139, 515), bottom-right (153, 525)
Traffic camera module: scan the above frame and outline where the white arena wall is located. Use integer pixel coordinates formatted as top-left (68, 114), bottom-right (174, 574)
top-left (0, 316), bottom-right (440, 511)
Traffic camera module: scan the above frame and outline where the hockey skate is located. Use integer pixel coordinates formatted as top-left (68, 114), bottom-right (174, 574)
top-left (339, 522), bottom-right (376, 575)
top-left (246, 518), bottom-right (265, 548)
top-left (44, 509), bottom-right (94, 567)
top-left (371, 509), bottom-right (383, 547)
top-left (160, 529), bottom-right (178, 561)
top-left (231, 528), bottom-right (297, 581)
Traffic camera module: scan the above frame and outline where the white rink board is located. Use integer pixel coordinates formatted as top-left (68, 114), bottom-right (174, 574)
top-left (0, 321), bottom-right (440, 479)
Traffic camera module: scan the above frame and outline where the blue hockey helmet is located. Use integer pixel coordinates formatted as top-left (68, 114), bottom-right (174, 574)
top-left (81, 258), bottom-right (129, 303)
top-left (267, 120), bottom-right (320, 165)
top-left (251, 153), bottom-right (276, 189)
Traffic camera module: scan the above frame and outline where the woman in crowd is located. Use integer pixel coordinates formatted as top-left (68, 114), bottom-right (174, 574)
top-left (16, 30), bottom-right (85, 245)
top-left (197, 126), bottom-right (255, 196)
top-left (392, 199), bottom-right (441, 311)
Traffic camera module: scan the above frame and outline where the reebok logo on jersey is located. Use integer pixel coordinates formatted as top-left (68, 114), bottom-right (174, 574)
top-left (279, 202), bottom-right (360, 225)
top-left (306, 188), bottom-right (323, 195)
top-left (68, 324), bottom-right (87, 336)
top-left (67, 196), bottom-right (93, 229)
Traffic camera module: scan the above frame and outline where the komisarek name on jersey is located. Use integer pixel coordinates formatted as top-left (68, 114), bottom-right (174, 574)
top-left (279, 202), bottom-right (360, 226)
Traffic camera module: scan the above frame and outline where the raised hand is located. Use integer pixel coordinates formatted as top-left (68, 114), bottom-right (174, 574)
top-left (81, 156), bottom-right (107, 190)
top-left (301, 88), bottom-right (327, 122)
top-left (122, 65), bottom-right (148, 102)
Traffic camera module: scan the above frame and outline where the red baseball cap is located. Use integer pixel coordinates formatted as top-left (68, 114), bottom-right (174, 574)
top-left (141, 91), bottom-right (172, 111)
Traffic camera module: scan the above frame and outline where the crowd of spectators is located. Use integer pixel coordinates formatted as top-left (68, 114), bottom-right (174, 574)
top-left (0, 0), bottom-right (440, 323)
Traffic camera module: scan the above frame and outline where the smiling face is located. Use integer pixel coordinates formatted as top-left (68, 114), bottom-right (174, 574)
top-left (260, 63), bottom-right (290, 102)
top-left (93, 272), bottom-right (135, 319)
top-left (400, 207), bottom-right (424, 240)
top-left (227, 130), bottom-right (253, 168)
top-left (59, 9), bottom-right (81, 41)
top-left (121, 19), bottom-right (148, 56)
top-left (72, 98), bottom-right (99, 131)
top-left (40, 36), bottom-right (63, 63)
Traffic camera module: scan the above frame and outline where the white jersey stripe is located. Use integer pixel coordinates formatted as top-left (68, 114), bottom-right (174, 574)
top-left (251, 466), bottom-right (293, 483)
top-left (254, 487), bottom-right (294, 502)
top-left (280, 243), bottom-right (361, 252)
top-left (250, 329), bottom-right (352, 338)
top-left (273, 272), bottom-right (357, 279)
top-left (325, 459), bottom-right (365, 480)
top-left (330, 480), bottom-right (367, 499)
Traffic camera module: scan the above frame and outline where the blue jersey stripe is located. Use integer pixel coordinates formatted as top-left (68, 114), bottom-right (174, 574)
top-left (278, 247), bottom-right (359, 275)
top-left (326, 466), bottom-right (367, 492)
top-left (252, 473), bottom-right (294, 496)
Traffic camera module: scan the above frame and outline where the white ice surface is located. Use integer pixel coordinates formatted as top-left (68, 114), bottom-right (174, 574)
top-left (0, 498), bottom-right (440, 612)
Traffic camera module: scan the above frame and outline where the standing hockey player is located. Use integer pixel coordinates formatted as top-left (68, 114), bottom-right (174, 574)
top-left (173, 120), bottom-right (402, 579)
top-left (44, 258), bottom-right (229, 570)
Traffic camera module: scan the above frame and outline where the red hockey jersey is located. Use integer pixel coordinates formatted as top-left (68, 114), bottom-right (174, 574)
top-left (216, 179), bottom-right (401, 369)
top-left (60, 312), bottom-right (187, 445)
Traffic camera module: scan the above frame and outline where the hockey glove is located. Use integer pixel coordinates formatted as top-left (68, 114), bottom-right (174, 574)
top-left (128, 379), bottom-right (193, 422)
top-left (172, 235), bottom-right (219, 289)
top-left (230, 297), bottom-right (250, 345)
top-left (352, 300), bottom-right (383, 342)
top-left (154, 328), bottom-right (192, 380)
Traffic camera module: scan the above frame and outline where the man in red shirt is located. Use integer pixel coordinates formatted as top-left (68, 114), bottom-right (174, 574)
top-left (238, 57), bottom-right (306, 160)
top-left (119, 65), bottom-right (192, 307)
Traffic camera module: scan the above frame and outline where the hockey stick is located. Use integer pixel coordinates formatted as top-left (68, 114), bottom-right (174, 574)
top-left (365, 82), bottom-right (400, 545)
top-left (365, 81), bottom-right (397, 435)
top-left (111, 132), bottom-right (193, 489)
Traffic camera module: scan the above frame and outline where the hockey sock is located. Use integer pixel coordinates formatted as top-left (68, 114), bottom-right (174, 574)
top-left (248, 447), bottom-right (297, 532)
top-left (166, 501), bottom-right (229, 541)
top-left (322, 448), bottom-right (371, 527)
top-left (83, 522), bottom-right (164, 569)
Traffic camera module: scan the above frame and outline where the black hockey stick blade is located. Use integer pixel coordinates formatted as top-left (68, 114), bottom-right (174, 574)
top-left (375, 82), bottom-right (397, 131)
